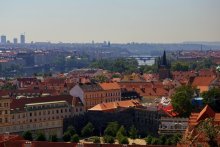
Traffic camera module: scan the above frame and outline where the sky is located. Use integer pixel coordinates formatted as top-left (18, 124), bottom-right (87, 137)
top-left (0, 0), bottom-right (220, 43)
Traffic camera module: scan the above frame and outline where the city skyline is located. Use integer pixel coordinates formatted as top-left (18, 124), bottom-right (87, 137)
top-left (0, 0), bottom-right (220, 43)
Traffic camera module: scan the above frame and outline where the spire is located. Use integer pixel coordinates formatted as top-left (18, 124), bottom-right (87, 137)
top-left (162, 50), bottom-right (167, 66)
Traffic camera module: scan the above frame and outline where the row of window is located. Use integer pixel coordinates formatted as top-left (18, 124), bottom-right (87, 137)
top-left (0, 110), bottom-right (8, 115)
top-left (86, 98), bottom-right (120, 106)
top-left (28, 103), bottom-right (68, 110)
top-left (85, 92), bottom-right (121, 99)
top-left (29, 108), bottom-right (71, 117)
top-left (0, 120), bottom-right (62, 132)
top-left (0, 102), bottom-right (9, 108)
top-left (0, 117), bottom-right (8, 123)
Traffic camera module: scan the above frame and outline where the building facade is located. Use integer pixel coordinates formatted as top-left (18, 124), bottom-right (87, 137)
top-left (70, 82), bottom-right (121, 109)
top-left (0, 95), bottom-right (85, 138)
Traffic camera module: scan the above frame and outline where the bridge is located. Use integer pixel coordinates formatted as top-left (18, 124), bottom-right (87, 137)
top-left (127, 56), bottom-right (158, 62)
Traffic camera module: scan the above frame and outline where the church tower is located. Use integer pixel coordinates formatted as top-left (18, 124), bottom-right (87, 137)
top-left (158, 50), bottom-right (171, 80)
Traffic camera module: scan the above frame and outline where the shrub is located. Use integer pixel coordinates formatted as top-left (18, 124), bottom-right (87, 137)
top-left (71, 134), bottom-right (79, 143)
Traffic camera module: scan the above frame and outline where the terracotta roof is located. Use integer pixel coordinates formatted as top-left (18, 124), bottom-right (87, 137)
top-left (99, 82), bottom-right (120, 90)
top-left (158, 104), bottom-right (178, 117)
top-left (188, 105), bottom-right (220, 127)
top-left (88, 100), bottom-right (141, 111)
top-left (44, 78), bottom-right (65, 85)
top-left (10, 95), bottom-right (74, 111)
top-left (79, 83), bottom-right (103, 92)
top-left (196, 105), bottom-right (215, 122)
top-left (121, 74), bottom-right (145, 82)
top-left (192, 76), bottom-right (215, 86)
top-left (135, 87), bottom-right (168, 97)
top-left (198, 69), bottom-right (216, 77)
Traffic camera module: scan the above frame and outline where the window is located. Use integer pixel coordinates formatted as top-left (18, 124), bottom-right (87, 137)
top-left (30, 113), bottom-right (32, 116)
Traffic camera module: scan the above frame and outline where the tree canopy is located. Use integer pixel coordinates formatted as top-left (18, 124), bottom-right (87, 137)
top-left (91, 58), bottom-right (138, 74)
top-left (171, 85), bottom-right (194, 117)
top-left (71, 134), bottom-right (79, 143)
top-left (171, 62), bottom-right (189, 71)
top-left (202, 88), bottom-right (220, 112)
top-left (197, 118), bottom-right (220, 147)
top-left (36, 132), bottom-right (46, 141)
top-left (22, 131), bottom-right (33, 141)
top-left (81, 122), bottom-right (95, 137)
top-left (129, 125), bottom-right (137, 140)
top-left (104, 122), bottom-right (119, 137)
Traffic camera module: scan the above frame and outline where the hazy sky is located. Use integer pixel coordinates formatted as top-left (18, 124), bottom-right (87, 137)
top-left (0, 0), bottom-right (220, 43)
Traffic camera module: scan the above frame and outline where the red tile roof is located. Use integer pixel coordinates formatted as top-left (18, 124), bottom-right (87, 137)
top-left (158, 104), bottom-right (178, 117)
top-left (196, 105), bottom-right (215, 122)
top-left (88, 100), bottom-right (141, 111)
top-left (192, 76), bottom-right (215, 87)
top-left (188, 105), bottom-right (220, 127)
top-left (10, 95), bottom-right (74, 111)
top-left (99, 82), bottom-right (120, 90)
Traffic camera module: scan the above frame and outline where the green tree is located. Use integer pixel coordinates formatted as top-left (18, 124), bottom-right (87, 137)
top-left (49, 134), bottom-right (58, 142)
top-left (116, 132), bottom-right (123, 144)
top-left (171, 85), bottom-right (194, 117)
top-left (139, 65), bottom-right (157, 74)
top-left (171, 62), bottom-right (189, 71)
top-left (146, 135), bottom-right (153, 145)
top-left (150, 138), bottom-right (159, 145)
top-left (90, 58), bottom-right (138, 74)
top-left (158, 135), bottom-right (167, 145)
top-left (197, 118), bottom-right (220, 147)
top-left (103, 135), bottom-right (115, 144)
top-left (119, 136), bottom-right (129, 144)
top-left (93, 136), bottom-right (100, 143)
top-left (171, 134), bottom-right (181, 145)
top-left (92, 75), bottom-right (109, 83)
top-left (165, 138), bottom-right (172, 145)
top-left (117, 126), bottom-right (126, 136)
top-left (22, 131), bottom-right (33, 141)
top-left (81, 122), bottom-right (95, 137)
top-left (104, 122), bottom-right (119, 137)
top-left (67, 126), bottom-right (76, 136)
top-left (71, 134), bottom-right (79, 143)
top-left (63, 132), bottom-right (71, 142)
top-left (36, 132), bottom-right (46, 141)
top-left (202, 88), bottom-right (220, 112)
top-left (129, 125), bottom-right (137, 141)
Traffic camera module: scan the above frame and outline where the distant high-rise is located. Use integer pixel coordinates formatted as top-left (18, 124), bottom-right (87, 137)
top-left (1, 35), bottom-right (6, 44)
top-left (13, 38), bottom-right (18, 44)
top-left (20, 34), bottom-right (25, 44)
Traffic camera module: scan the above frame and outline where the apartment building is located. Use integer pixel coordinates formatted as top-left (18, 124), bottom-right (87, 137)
top-left (70, 82), bottom-right (121, 109)
top-left (0, 95), bottom-right (85, 138)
